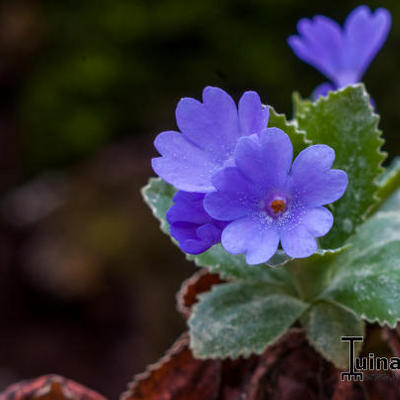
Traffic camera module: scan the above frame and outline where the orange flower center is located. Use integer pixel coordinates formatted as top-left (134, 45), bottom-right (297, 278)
top-left (270, 198), bottom-right (287, 214)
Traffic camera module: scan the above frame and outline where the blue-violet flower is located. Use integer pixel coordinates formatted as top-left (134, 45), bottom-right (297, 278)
top-left (167, 191), bottom-right (228, 254)
top-left (204, 129), bottom-right (348, 264)
top-left (152, 87), bottom-right (269, 192)
top-left (288, 5), bottom-right (391, 99)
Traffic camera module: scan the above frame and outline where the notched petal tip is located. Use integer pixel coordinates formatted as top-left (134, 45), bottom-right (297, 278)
top-left (260, 127), bottom-right (291, 145)
top-left (153, 130), bottom-right (175, 154)
top-left (238, 90), bottom-right (269, 136)
top-left (239, 90), bottom-right (261, 101)
top-left (290, 5), bottom-right (391, 88)
top-left (201, 86), bottom-right (237, 114)
top-left (297, 17), bottom-right (312, 35)
top-left (287, 34), bottom-right (302, 50)
top-left (286, 34), bottom-right (297, 45)
top-left (376, 7), bottom-right (392, 24)
top-left (202, 85), bottom-right (229, 100)
top-left (373, 8), bottom-right (392, 36)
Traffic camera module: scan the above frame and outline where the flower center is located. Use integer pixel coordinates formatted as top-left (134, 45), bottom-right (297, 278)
top-left (266, 195), bottom-right (287, 217)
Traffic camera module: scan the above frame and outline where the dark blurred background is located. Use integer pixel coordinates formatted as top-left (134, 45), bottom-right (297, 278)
top-left (0, 0), bottom-right (399, 398)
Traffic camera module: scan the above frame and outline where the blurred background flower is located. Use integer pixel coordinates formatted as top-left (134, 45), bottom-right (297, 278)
top-left (0, 0), bottom-right (399, 398)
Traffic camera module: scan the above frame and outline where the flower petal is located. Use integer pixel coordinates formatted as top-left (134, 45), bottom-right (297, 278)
top-left (210, 166), bottom-right (256, 195)
top-left (167, 192), bottom-right (210, 225)
top-left (176, 86), bottom-right (240, 162)
top-left (221, 217), bottom-right (279, 265)
top-left (238, 91), bottom-right (269, 135)
top-left (289, 144), bottom-right (348, 206)
top-left (291, 170), bottom-right (348, 207)
top-left (152, 130), bottom-right (218, 192)
top-left (196, 223), bottom-right (222, 244)
top-left (343, 6), bottom-right (391, 85)
top-left (204, 192), bottom-right (253, 221)
top-left (170, 222), bottom-right (216, 254)
top-left (167, 191), bottom-right (226, 254)
top-left (205, 167), bottom-right (258, 221)
top-left (291, 144), bottom-right (335, 176)
top-left (288, 6), bottom-right (391, 88)
top-left (234, 128), bottom-right (293, 188)
top-left (301, 206), bottom-right (333, 237)
top-left (280, 224), bottom-right (318, 258)
top-left (288, 15), bottom-right (343, 83)
top-left (154, 87), bottom-right (270, 192)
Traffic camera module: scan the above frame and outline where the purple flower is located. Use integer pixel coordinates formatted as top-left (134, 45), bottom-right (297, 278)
top-left (288, 6), bottom-right (391, 100)
top-left (152, 87), bottom-right (348, 262)
top-left (167, 191), bottom-right (228, 254)
top-left (152, 87), bottom-right (269, 192)
top-left (204, 129), bottom-right (348, 265)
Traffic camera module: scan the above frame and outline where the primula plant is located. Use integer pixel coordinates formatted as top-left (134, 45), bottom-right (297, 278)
top-left (3, 4), bottom-right (400, 400)
top-left (144, 4), bottom-right (400, 374)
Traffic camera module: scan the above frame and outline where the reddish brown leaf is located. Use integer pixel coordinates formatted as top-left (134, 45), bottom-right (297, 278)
top-left (0, 374), bottom-right (106, 400)
top-left (245, 329), bottom-right (339, 400)
top-left (363, 371), bottom-right (400, 400)
top-left (330, 380), bottom-right (364, 400)
top-left (218, 329), bottom-right (329, 400)
top-left (382, 327), bottom-right (400, 357)
top-left (122, 325), bottom-right (400, 400)
top-left (176, 269), bottom-right (223, 319)
top-left (121, 332), bottom-right (221, 400)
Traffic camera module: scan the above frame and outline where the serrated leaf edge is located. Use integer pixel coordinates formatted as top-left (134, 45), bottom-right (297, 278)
top-left (296, 83), bottom-right (386, 247)
top-left (302, 299), bottom-right (366, 370)
top-left (188, 282), bottom-right (309, 359)
top-left (120, 332), bottom-right (191, 400)
top-left (141, 177), bottom-right (171, 233)
top-left (269, 106), bottom-right (312, 147)
top-left (316, 296), bottom-right (400, 329)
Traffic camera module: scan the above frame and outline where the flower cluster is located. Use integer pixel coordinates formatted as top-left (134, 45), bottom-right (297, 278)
top-left (152, 87), bottom-right (348, 264)
top-left (288, 5), bottom-right (391, 100)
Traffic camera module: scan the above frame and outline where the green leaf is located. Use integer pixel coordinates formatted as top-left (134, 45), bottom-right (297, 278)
top-left (292, 91), bottom-right (312, 118)
top-left (296, 84), bottom-right (386, 249)
top-left (189, 281), bottom-right (308, 358)
top-left (373, 157), bottom-right (400, 212)
top-left (141, 177), bottom-right (176, 233)
top-left (302, 301), bottom-right (365, 369)
top-left (319, 190), bottom-right (400, 327)
top-left (380, 188), bottom-right (400, 213)
top-left (269, 106), bottom-right (308, 157)
top-left (284, 247), bottom-right (349, 302)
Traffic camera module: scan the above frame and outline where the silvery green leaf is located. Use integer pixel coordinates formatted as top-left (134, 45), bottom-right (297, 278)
top-left (269, 106), bottom-right (309, 157)
top-left (374, 157), bottom-right (400, 212)
top-left (141, 177), bottom-right (176, 234)
top-left (296, 84), bottom-right (386, 249)
top-left (189, 280), bottom-right (308, 358)
top-left (302, 301), bottom-right (365, 369)
top-left (319, 189), bottom-right (400, 327)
